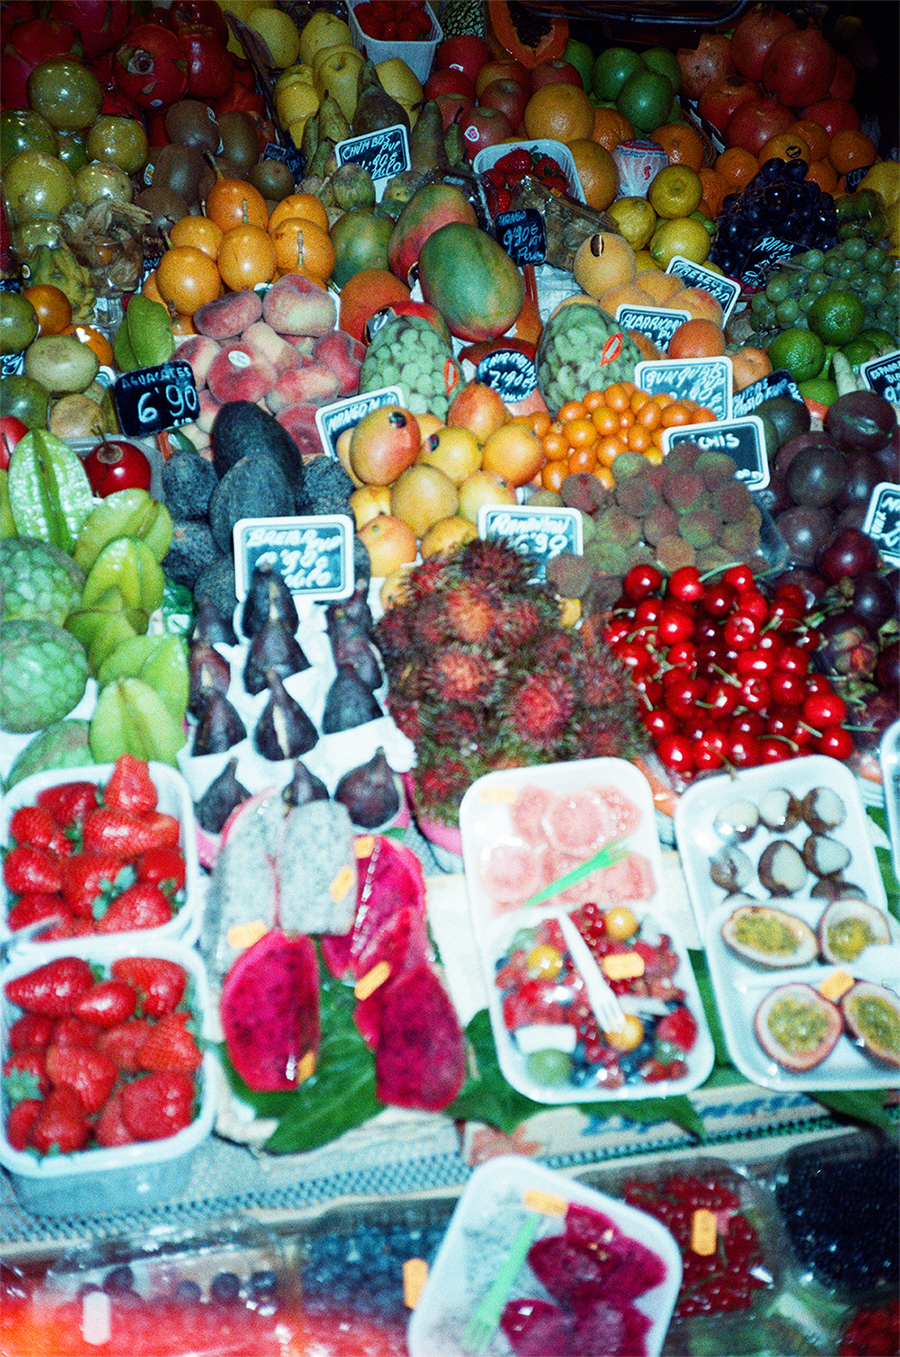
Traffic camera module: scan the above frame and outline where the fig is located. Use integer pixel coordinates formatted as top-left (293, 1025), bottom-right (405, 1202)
top-left (840, 982), bottom-right (900, 1067)
top-left (188, 640), bottom-right (231, 717)
top-left (243, 617), bottom-right (310, 695)
top-left (754, 983), bottom-right (842, 1072)
top-left (800, 786), bottom-right (846, 834)
top-left (334, 747), bottom-right (401, 830)
top-left (241, 560), bottom-right (299, 639)
top-left (713, 798), bottom-right (760, 843)
top-left (195, 756), bottom-right (250, 834)
top-left (193, 689), bottom-right (246, 755)
top-left (722, 904), bottom-right (818, 968)
top-left (758, 840), bottom-right (807, 896)
top-left (818, 897), bottom-right (893, 965)
top-left (254, 670), bottom-right (318, 761)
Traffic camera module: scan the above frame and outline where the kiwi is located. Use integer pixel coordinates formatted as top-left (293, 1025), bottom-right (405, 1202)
top-left (149, 143), bottom-right (206, 207)
top-left (217, 111), bottom-right (261, 176)
top-left (165, 99), bottom-right (221, 155)
top-left (248, 158), bottom-right (295, 202)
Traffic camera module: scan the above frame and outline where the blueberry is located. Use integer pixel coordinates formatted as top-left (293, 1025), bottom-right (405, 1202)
top-left (209, 1271), bottom-right (241, 1304)
top-left (174, 1279), bottom-right (203, 1304)
top-left (102, 1266), bottom-right (135, 1295)
top-left (248, 1269), bottom-right (279, 1300)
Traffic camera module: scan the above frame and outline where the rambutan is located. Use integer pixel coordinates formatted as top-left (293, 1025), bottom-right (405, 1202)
top-left (387, 696), bottom-right (422, 742)
top-left (507, 672), bottom-right (577, 748)
top-left (495, 597), bottom-right (545, 649)
top-left (458, 538), bottom-right (534, 590)
top-left (443, 580), bottom-right (497, 645)
top-left (427, 648), bottom-right (499, 703)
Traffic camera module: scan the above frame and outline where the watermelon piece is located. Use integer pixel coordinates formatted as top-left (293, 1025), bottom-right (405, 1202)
top-left (500, 1298), bottom-right (575, 1356)
top-left (220, 930), bottom-right (320, 1091)
top-left (509, 784), bottom-right (554, 845)
top-left (599, 852), bottom-right (656, 903)
top-left (372, 964), bottom-right (466, 1112)
top-left (478, 838), bottom-right (547, 908)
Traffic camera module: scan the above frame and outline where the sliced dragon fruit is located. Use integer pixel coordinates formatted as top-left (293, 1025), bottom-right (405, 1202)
top-left (371, 964), bottom-right (466, 1112)
top-left (220, 930), bottom-right (320, 1091)
top-left (321, 835), bottom-right (427, 981)
top-left (527, 1236), bottom-right (610, 1306)
top-left (566, 1203), bottom-right (668, 1299)
top-left (574, 1295), bottom-right (652, 1357)
top-left (500, 1298), bottom-right (575, 1356)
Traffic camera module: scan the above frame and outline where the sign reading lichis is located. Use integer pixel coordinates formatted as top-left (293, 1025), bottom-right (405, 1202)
top-left (665, 256), bottom-right (742, 323)
top-left (479, 504), bottom-right (582, 578)
top-left (615, 304), bottom-right (690, 352)
top-left (315, 385), bottom-right (404, 459)
top-left (495, 208), bottom-right (546, 265)
top-left (114, 360), bottom-right (199, 436)
top-left (233, 516), bottom-right (355, 602)
top-left (662, 415), bottom-right (770, 491)
top-left (635, 356), bottom-right (732, 421)
top-left (336, 125), bottom-right (409, 181)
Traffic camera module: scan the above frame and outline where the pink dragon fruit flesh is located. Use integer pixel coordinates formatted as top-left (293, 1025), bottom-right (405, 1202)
top-left (501, 1299), bottom-right (575, 1356)
top-left (321, 835), bottom-right (427, 981)
top-left (372, 964), bottom-right (466, 1112)
top-left (221, 930), bottom-right (320, 1091)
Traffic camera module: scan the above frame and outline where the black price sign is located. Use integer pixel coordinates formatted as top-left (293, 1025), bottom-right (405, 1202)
top-left (635, 356), bottom-right (732, 421)
top-left (114, 360), bottom-right (200, 436)
top-left (315, 385), bottom-right (404, 458)
top-left (665, 255), bottom-right (742, 322)
top-left (733, 367), bottom-right (804, 417)
top-left (495, 208), bottom-right (546, 265)
top-left (663, 415), bottom-right (769, 491)
top-left (336, 125), bottom-right (409, 181)
top-left (479, 504), bottom-right (582, 578)
top-left (614, 304), bottom-right (690, 352)
top-left (233, 515), bottom-right (355, 601)
top-left (863, 482), bottom-right (900, 566)
top-left (738, 236), bottom-right (799, 288)
top-left (262, 140), bottom-right (305, 182)
top-left (476, 348), bottom-right (538, 404)
top-left (861, 349), bottom-right (900, 403)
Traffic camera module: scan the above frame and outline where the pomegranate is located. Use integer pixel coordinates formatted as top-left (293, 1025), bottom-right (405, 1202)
top-left (726, 96), bottom-right (795, 155)
top-left (113, 23), bottom-right (189, 110)
top-left (730, 6), bottom-right (797, 81)
top-left (676, 33), bottom-right (736, 102)
top-left (800, 98), bottom-right (860, 138)
top-left (54, 1), bottom-right (131, 58)
top-left (762, 28), bottom-right (837, 109)
top-left (828, 51), bottom-right (857, 102)
top-left (698, 74), bottom-right (761, 133)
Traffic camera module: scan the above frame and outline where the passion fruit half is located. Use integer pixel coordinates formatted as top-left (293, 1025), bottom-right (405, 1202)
top-left (722, 904), bottom-right (818, 968)
top-left (818, 897), bottom-right (893, 965)
top-left (754, 983), bottom-right (842, 1072)
top-left (840, 982), bottom-right (900, 1067)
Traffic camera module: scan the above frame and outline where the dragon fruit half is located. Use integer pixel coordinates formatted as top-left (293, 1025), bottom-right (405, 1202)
top-left (220, 930), bottom-right (320, 1091)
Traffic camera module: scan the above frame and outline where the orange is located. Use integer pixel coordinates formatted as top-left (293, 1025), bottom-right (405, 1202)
top-left (141, 269), bottom-right (167, 307)
top-left (156, 245), bottom-right (221, 316)
top-left (590, 105), bottom-right (634, 152)
top-left (170, 312), bottom-right (198, 336)
top-left (217, 223), bottom-right (277, 291)
top-left (61, 323), bottom-right (114, 367)
top-left (730, 346), bottom-right (772, 391)
top-left (759, 131), bottom-right (810, 165)
top-left (805, 158), bottom-right (838, 193)
top-left (827, 128), bottom-right (877, 175)
top-left (270, 215), bottom-right (335, 280)
top-left (22, 283), bottom-right (72, 336)
top-left (566, 139), bottom-right (619, 211)
top-left (169, 214), bottom-right (223, 259)
top-left (715, 146), bottom-right (759, 192)
top-left (204, 176), bottom-right (269, 233)
top-left (649, 122), bottom-right (705, 172)
top-left (267, 192), bottom-right (330, 234)
top-left (523, 83), bottom-right (595, 144)
top-left (698, 167), bottom-right (729, 220)
top-left (357, 514), bottom-right (419, 576)
top-left (790, 119), bottom-right (830, 162)
top-left (480, 420), bottom-right (545, 487)
top-left (667, 318), bottom-right (726, 359)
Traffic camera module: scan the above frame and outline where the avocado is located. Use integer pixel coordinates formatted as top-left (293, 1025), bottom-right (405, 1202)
top-left (208, 455), bottom-right (295, 554)
top-left (210, 401), bottom-right (310, 513)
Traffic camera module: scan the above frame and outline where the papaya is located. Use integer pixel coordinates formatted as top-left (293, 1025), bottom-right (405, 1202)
top-left (417, 222), bottom-right (525, 344)
top-left (486, 0), bottom-right (569, 69)
top-left (387, 182), bottom-right (478, 286)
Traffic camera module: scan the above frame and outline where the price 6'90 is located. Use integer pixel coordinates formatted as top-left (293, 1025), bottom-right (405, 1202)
top-left (137, 381), bottom-right (199, 429)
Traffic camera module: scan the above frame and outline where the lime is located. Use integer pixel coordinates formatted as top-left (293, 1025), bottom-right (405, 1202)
top-left (562, 38), bottom-right (594, 92)
top-left (799, 376), bottom-right (838, 406)
top-left (617, 68), bottom-right (674, 134)
top-left (808, 288), bottom-right (866, 345)
top-left (649, 216), bottom-right (711, 267)
top-left (767, 327), bottom-right (827, 383)
top-left (840, 336), bottom-right (879, 368)
top-left (858, 327), bottom-right (895, 349)
top-left (592, 47), bottom-right (646, 103)
top-left (0, 293), bottom-right (39, 354)
top-left (643, 46), bottom-right (682, 96)
top-left (525, 1048), bottom-right (573, 1086)
top-left (607, 195), bottom-right (657, 250)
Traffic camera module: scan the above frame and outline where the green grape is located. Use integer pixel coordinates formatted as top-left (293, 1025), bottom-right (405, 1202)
top-left (876, 300), bottom-right (899, 331)
top-left (842, 237), bottom-right (868, 260)
top-left (860, 277), bottom-right (887, 306)
top-left (525, 1049), bottom-right (573, 1086)
top-left (766, 272), bottom-right (793, 304)
top-left (862, 246), bottom-right (888, 271)
top-left (824, 254), bottom-right (844, 276)
top-left (754, 297), bottom-right (778, 329)
top-left (838, 259), bottom-right (860, 279)
top-left (750, 291), bottom-right (769, 316)
top-left (807, 272), bottom-right (830, 295)
top-left (776, 298), bottom-right (801, 326)
top-left (837, 221), bottom-right (861, 241)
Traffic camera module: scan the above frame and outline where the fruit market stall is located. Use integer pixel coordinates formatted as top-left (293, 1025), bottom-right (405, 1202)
top-left (1, 0), bottom-right (899, 1353)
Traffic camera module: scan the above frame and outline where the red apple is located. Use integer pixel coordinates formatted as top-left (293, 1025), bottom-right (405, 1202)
top-left (475, 59), bottom-right (531, 99)
top-left (478, 78), bottom-right (528, 128)
top-left (435, 34), bottom-right (490, 85)
top-left (800, 98), bottom-right (860, 138)
top-left (530, 59), bottom-right (582, 90)
top-left (435, 91), bottom-right (475, 132)
top-left (458, 106), bottom-right (514, 160)
top-left (697, 74), bottom-right (761, 133)
top-left (424, 66), bottom-right (476, 102)
top-left (0, 415), bottom-right (28, 470)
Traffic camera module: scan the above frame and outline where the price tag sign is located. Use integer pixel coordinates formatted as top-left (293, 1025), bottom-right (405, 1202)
top-left (475, 348), bottom-right (538, 404)
top-left (635, 356), bottom-right (732, 421)
top-left (315, 385), bottom-right (404, 459)
top-left (662, 415), bottom-right (769, 491)
top-left (495, 208), bottom-right (546, 265)
top-left (233, 515), bottom-right (355, 602)
top-left (615, 304), bottom-right (690, 352)
top-left (478, 504), bottom-right (582, 578)
top-left (665, 256), bottom-right (742, 323)
top-left (114, 360), bottom-right (200, 436)
top-left (862, 482), bottom-right (900, 566)
top-left (262, 140), bottom-right (305, 182)
top-left (738, 236), bottom-right (800, 288)
top-left (336, 125), bottom-right (409, 182)
top-left (861, 349), bottom-right (900, 403)
top-left (732, 367), bottom-right (804, 417)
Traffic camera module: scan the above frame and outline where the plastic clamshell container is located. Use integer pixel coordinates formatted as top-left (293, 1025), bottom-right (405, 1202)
top-left (408, 1155), bottom-right (681, 1357)
top-left (1, 761), bottom-right (203, 954)
top-left (0, 936), bottom-right (218, 1215)
top-left (348, 0), bottom-right (442, 83)
top-left (474, 138), bottom-right (586, 202)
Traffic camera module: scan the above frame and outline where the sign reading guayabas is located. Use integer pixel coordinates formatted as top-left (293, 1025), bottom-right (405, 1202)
top-left (495, 208), bottom-right (546, 265)
top-left (233, 515), bottom-right (355, 602)
top-left (479, 504), bottom-right (582, 578)
top-left (336, 125), bottom-right (409, 182)
top-left (262, 140), bottom-right (305, 182)
top-left (861, 349), bottom-right (900, 403)
top-left (114, 360), bottom-right (199, 436)
top-left (862, 482), bottom-right (900, 565)
top-left (315, 385), bottom-right (404, 459)
top-left (665, 256), bottom-right (742, 323)
top-left (475, 348), bottom-right (538, 404)
top-left (615, 304), bottom-right (690, 352)
top-left (662, 415), bottom-right (770, 491)
top-left (635, 356), bottom-right (732, 421)
top-left (732, 367), bottom-right (804, 417)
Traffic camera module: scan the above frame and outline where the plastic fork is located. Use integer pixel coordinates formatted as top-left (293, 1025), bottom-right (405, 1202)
top-left (462, 1213), bottom-right (540, 1354)
top-left (555, 910), bottom-right (628, 1032)
top-left (518, 835), bottom-right (630, 910)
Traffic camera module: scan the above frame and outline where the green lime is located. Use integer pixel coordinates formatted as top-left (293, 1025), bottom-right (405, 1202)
top-left (0, 293), bottom-right (39, 354)
top-left (798, 376), bottom-right (838, 406)
top-left (808, 289), bottom-right (866, 345)
top-left (525, 1048), bottom-right (573, 1086)
top-left (643, 45), bottom-right (682, 96)
top-left (767, 327), bottom-right (827, 383)
top-left (859, 327), bottom-right (895, 349)
top-left (840, 336), bottom-right (879, 369)
top-left (617, 68), bottom-right (674, 133)
top-left (592, 46), bottom-right (646, 102)
top-left (562, 37), bottom-right (594, 92)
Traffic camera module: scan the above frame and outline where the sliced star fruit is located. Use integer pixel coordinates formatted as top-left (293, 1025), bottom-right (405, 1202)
top-left (89, 677), bottom-right (186, 767)
top-left (82, 537), bottom-right (165, 616)
top-left (95, 633), bottom-right (189, 722)
top-left (7, 430), bottom-right (94, 552)
top-left (74, 488), bottom-right (173, 572)
top-left (66, 585), bottom-right (149, 648)
top-left (88, 609), bottom-right (147, 675)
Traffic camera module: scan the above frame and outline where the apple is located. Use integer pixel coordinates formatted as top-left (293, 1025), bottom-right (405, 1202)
top-left (475, 60), bottom-right (530, 100)
top-left (435, 91), bottom-right (475, 132)
top-left (478, 78), bottom-right (528, 129)
top-left (435, 34), bottom-right (490, 85)
top-left (83, 435), bottom-right (152, 497)
top-left (458, 106), bottom-right (514, 160)
top-left (530, 59), bottom-right (582, 90)
top-left (424, 66), bottom-right (476, 102)
top-left (0, 415), bottom-right (28, 470)
top-left (697, 74), bottom-right (761, 133)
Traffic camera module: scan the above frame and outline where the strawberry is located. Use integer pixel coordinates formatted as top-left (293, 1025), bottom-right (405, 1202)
top-left (96, 882), bottom-right (173, 934)
top-left (121, 1071), bottom-right (195, 1140)
top-left (2, 844), bottom-right (62, 896)
top-left (28, 1085), bottom-right (91, 1154)
top-left (3, 1048), bottom-right (50, 1099)
top-left (4, 956), bottom-right (94, 1016)
top-left (50, 1016), bottom-right (100, 1048)
top-left (6, 893), bottom-right (69, 936)
top-left (5, 1098), bottom-right (41, 1151)
top-left (135, 845), bottom-right (186, 895)
top-left (82, 808), bottom-right (180, 861)
top-left (94, 1086), bottom-right (135, 1148)
top-left (36, 780), bottom-right (99, 829)
top-left (138, 1011), bottom-right (202, 1073)
top-left (110, 957), bottom-right (187, 1017)
top-left (73, 979), bottom-right (137, 1028)
top-left (656, 1006), bottom-right (699, 1053)
top-left (7, 1012), bottom-right (54, 1052)
top-left (45, 1043), bottom-right (118, 1114)
top-left (61, 852), bottom-right (132, 919)
top-left (7, 806), bottom-right (70, 858)
top-left (103, 755), bottom-right (158, 817)
top-left (96, 1018), bottom-right (153, 1072)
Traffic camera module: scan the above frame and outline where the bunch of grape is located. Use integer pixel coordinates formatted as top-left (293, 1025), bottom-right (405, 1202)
top-left (710, 158), bottom-right (838, 280)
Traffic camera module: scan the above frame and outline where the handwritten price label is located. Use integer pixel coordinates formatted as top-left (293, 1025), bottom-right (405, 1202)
top-left (336, 125), bottom-right (409, 182)
top-left (233, 516), bottom-right (356, 601)
top-left (475, 349), bottom-right (538, 404)
top-left (495, 208), bottom-right (546, 265)
top-left (861, 349), bottom-right (900, 404)
top-left (315, 385), bottom-right (404, 459)
top-left (114, 360), bottom-right (200, 436)
top-left (663, 416), bottom-right (769, 491)
top-left (635, 356), bottom-right (732, 421)
top-left (665, 256), bottom-right (742, 323)
top-left (615, 304), bottom-right (690, 352)
top-left (479, 504), bottom-right (582, 578)
top-left (862, 482), bottom-right (900, 565)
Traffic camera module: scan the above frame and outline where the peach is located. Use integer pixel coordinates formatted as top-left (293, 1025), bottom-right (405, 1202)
top-left (262, 273), bottom-right (336, 338)
top-left (276, 401), bottom-right (325, 459)
top-left (206, 343), bottom-right (278, 405)
top-left (194, 290), bottom-right (262, 341)
top-left (241, 320), bottom-right (301, 376)
top-left (195, 388), bottom-right (222, 434)
top-left (265, 365), bottom-right (341, 414)
top-left (175, 334), bottom-right (220, 388)
top-left (675, 287), bottom-right (724, 325)
top-left (312, 329), bottom-right (364, 395)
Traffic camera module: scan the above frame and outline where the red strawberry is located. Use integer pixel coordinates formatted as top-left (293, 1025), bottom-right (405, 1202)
top-left (3, 1048), bottom-right (50, 1099)
top-left (3, 844), bottom-right (62, 896)
top-left (121, 1071), bottom-right (195, 1140)
top-left (96, 1018), bottom-right (154, 1072)
top-left (135, 845), bottom-right (186, 895)
top-left (110, 957), bottom-right (187, 1017)
top-left (36, 780), bottom-right (99, 829)
top-left (50, 1016), bottom-right (100, 1048)
top-left (656, 1006), bottom-right (699, 1052)
top-left (103, 755), bottom-right (158, 816)
top-left (60, 852), bottom-right (131, 919)
top-left (7, 1012), bottom-right (54, 1052)
top-left (138, 1011), bottom-right (202, 1073)
top-left (96, 882), bottom-right (173, 934)
top-left (641, 1056), bottom-right (688, 1082)
top-left (6, 1098), bottom-right (41, 1151)
top-left (8, 806), bottom-right (70, 858)
top-left (44, 1043), bottom-right (118, 1114)
top-left (73, 979), bottom-right (137, 1028)
top-left (94, 1086), bottom-right (135, 1148)
top-left (4, 956), bottom-right (94, 1016)
top-left (6, 893), bottom-right (69, 936)
top-left (82, 808), bottom-right (179, 861)
top-left (28, 1085), bottom-right (90, 1154)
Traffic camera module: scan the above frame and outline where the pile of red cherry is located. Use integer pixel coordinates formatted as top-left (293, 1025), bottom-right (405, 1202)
top-left (352, 1), bottom-right (434, 42)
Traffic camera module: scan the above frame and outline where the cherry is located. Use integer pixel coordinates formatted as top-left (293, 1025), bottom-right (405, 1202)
top-left (666, 565), bottom-right (703, 603)
top-left (802, 690), bottom-right (848, 728)
top-left (623, 562), bottom-right (664, 601)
